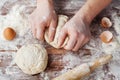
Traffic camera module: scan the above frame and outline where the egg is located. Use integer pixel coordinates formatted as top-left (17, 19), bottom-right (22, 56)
top-left (100, 31), bottom-right (113, 43)
top-left (101, 17), bottom-right (112, 28)
top-left (3, 27), bottom-right (16, 41)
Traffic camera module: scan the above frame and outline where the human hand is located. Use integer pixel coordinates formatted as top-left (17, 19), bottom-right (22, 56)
top-left (29, 0), bottom-right (57, 41)
top-left (58, 14), bottom-right (91, 51)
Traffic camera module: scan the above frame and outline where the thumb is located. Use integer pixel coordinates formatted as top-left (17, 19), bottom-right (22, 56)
top-left (49, 19), bottom-right (57, 42)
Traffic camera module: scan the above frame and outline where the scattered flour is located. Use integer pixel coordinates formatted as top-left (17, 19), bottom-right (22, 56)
top-left (0, 0), bottom-right (120, 80)
top-left (0, 3), bottom-right (42, 50)
top-left (101, 12), bottom-right (120, 80)
top-left (112, 13), bottom-right (120, 44)
top-left (0, 4), bottom-right (29, 50)
top-left (40, 72), bottom-right (50, 80)
top-left (102, 39), bottom-right (120, 54)
top-left (61, 53), bottom-right (82, 73)
top-left (0, 5), bottom-right (29, 38)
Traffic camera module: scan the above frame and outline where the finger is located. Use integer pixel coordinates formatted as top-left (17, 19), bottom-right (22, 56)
top-left (31, 24), bottom-right (36, 37)
top-left (57, 28), bottom-right (67, 47)
top-left (72, 35), bottom-right (85, 51)
top-left (49, 20), bottom-right (57, 42)
top-left (29, 19), bottom-right (36, 37)
top-left (36, 23), bottom-right (45, 40)
top-left (32, 27), bottom-right (36, 38)
top-left (81, 37), bottom-right (90, 48)
top-left (64, 35), bottom-right (77, 50)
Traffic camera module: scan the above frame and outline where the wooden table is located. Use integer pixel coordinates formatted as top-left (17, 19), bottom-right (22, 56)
top-left (0, 0), bottom-right (120, 80)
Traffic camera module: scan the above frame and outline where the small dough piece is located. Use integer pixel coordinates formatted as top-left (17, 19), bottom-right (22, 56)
top-left (15, 44), bottom-right (48, 75)
top-left (45, 15), bottom-right (69, 48)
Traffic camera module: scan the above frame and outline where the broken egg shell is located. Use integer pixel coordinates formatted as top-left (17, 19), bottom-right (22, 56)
top-left (3, 27), bottom-right (16, 41)
top-left (101, 17), bottom-right (112, 28)
top-left (100, 31), bottom-right (113, 43)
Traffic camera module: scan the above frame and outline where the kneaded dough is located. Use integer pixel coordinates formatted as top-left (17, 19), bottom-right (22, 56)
top-left (15, 44), bottom-right (48, 75)
top-left (45, 15), bottom-right (68, 48)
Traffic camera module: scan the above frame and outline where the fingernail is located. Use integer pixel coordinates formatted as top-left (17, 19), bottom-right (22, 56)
top-left (64, 46), bottom-right (67, 49)
top-left (64, 46), bottom-right (70, 50)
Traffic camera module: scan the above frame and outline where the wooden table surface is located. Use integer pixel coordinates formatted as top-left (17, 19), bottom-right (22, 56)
top-left (0, 0), bottom-right (120, 80)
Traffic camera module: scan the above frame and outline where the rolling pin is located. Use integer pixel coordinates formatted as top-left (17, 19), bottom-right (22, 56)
top-left (52, 54), bottom-right (112, 80)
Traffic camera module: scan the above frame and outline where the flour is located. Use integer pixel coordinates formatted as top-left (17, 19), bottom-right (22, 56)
top-left (40, 72), bottom-right (50, 80)
top-left (0, 0), bottom-right (120, 80)
top-left (101, 12), bottom-right (120, 80)
top-left (0, 5), bottom-right (29, 38)
top-left (102, 39), bottom-right (120, 54)
top-left (61, 53), bottom-right (82, 73)
top-left (0, 4), bottom-right (29, 49)
top-left (61, 36), bottom-right (120, 80)
top-left (42, 16), bottom-right (47, 21)
top-left (0, 4), bottom-right (41, 50)
top-left (112, 13), bottom-right (120, 44)
top-left (109, 62), bottom-right (120, 79)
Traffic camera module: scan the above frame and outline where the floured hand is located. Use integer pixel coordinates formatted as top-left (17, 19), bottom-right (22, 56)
top-left (58, 14), bottom-right (91, 51)
top-left (29, 0), bottom-right (57, 41)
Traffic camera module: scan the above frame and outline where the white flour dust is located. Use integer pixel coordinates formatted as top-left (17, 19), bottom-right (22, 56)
top-left (0, 0), bottom-right (120, 80)
top-left (0, 3), bottom-right (42, 50)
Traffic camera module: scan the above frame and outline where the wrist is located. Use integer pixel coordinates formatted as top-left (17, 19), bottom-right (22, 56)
top-left (77, 0), bottom-right (112, 24)
top-left (37, 0), bottom-right (53, 6)
top-left (74, 9), bottom-right (92, 25)
top-left (37, 0), bottom-right (52, 3)
top-left (77, 6), bottom-right (94, 25)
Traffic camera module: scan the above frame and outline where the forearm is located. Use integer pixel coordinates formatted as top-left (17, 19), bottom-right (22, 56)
top-left (37, 0), bottom-right (52, 3)
top-left (77, 0), bottom-right (112, 24)
top-left (37, 0), bottom-right (53, 6)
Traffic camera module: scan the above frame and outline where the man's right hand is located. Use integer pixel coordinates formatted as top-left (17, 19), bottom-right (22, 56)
top-left (29, 0), bottom-right (57, 41)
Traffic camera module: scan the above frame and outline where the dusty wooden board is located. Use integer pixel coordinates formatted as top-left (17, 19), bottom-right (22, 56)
top-left (0, 0), bottom-right (120, 80)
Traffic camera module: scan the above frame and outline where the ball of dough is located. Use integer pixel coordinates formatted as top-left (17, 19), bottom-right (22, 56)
top-left (45, 15), bottom-right (68, 48)
top-left (3, 27), bottom-right (16, 41)
top-left (15, 44), bottom-right (48, 75)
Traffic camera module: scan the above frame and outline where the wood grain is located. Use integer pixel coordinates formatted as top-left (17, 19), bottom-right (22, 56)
top-left (0, 0), bottom-right (119, 80)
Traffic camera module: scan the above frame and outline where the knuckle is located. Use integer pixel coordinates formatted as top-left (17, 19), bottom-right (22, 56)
top-left (65, 47), bottom-right (71, 51)
top-left (86, 34), bottom-right (91, 40)
top-left (82, 34), bottom-right (86, 39)
top-left (50, 25), bottom-right (56, 29)
top-left (37, 35), bottom-right (43, 40)
top-left (62, 28), bottom-right (66, 32)
top-left (73, 32), bottom-right (79, 38)
top-left (80, 33), bottom-right (87, 40)
top-left (39, 20), bottom-right (44, 24)
top-left (86, 37), bottom-right (90, 42)
top-left (73, 49), bottom-right (77, 52)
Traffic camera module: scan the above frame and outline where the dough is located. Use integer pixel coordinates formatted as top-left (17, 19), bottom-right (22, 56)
top-left (15, 44), bottom-right (48, 75)
top-left (45, 15), bottom-right (69, 48)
